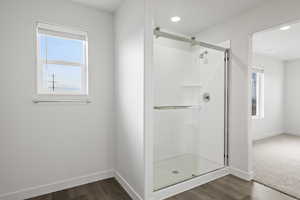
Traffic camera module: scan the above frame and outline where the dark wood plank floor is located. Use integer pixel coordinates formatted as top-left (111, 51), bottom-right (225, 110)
top-left (28, 175), bottom-right (297, 200)
top-left (26, 178), bottom-right (131, 200)
top-left (166, 175), bottom-right (296, 200)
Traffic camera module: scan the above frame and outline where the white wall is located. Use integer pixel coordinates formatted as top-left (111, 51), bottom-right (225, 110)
top-left (114, 0), bottom-right (145, 199)
top-left (252, 54), bottom-right (285, 141)
top-left (0, 0), bottom-right (115, 199)
top-left (196, 0), bottom-right (300, 174)
top-left (284, 59), bottom-right (300, 135)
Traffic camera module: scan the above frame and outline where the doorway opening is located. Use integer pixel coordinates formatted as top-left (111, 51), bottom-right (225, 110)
top-left (251, 20), bottom-right (300, 199)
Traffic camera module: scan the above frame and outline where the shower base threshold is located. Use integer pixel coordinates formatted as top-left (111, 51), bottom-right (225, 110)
top-left (154, 154), bottom-right (224, 191)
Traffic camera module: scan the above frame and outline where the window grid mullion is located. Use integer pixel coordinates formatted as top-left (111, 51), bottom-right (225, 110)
top-left (41, 59), bottom-right (84, 67)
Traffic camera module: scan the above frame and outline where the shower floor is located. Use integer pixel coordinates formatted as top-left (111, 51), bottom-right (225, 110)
top-left (153, 154), bottom-right (224, 191)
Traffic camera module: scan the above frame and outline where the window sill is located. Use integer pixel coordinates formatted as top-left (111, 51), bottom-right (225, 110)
top-left (32, 96), bottom-right (91, 104)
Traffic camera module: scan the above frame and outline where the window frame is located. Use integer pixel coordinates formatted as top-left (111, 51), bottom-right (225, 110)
top-left (251, 67), bottom-right (264, 120)
top-left (36, 22), bottom-right (89, 96)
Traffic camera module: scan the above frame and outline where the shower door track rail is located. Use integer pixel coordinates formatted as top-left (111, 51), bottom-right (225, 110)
top-left (154, 28), bottom-right (228, 52)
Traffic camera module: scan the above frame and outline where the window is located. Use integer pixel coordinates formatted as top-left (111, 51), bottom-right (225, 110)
top-left (251, 68), bottom-right (264, 119)
top-left (36, 23), bottom-right (88, 95)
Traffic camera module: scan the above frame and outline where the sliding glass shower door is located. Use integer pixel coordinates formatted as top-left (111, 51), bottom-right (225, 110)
top-left (153, 31), bottom-right (228, 191)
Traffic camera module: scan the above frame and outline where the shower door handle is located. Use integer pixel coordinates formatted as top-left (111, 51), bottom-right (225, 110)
top-left (154, 105), bottom-right (201, 110)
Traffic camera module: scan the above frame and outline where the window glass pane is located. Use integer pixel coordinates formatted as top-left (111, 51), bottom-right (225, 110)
top-left (39, 35), bottom-right (47, 60)
top-left (42, 64), bottom-right (81, 92)
top-left (252, 72), bottom-right (257, 116)
top-left (39, 34), bottom-right (84, 64)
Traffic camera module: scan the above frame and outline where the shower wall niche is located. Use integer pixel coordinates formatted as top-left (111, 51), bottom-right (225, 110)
top-left (153, 35), bottom-right (228, 190)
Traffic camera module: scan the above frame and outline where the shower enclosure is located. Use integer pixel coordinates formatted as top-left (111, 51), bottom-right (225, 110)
top-left (153, 28), bottom-right (229, 191)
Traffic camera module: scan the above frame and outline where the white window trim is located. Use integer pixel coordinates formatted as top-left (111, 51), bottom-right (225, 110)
top-left (35, 22), bottom-right (89, 96)
top-left (252, 67), bottom-right (264, 120)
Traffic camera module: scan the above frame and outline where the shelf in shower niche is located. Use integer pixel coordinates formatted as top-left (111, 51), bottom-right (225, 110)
top-left (181, 84), bottom-right (202, 88)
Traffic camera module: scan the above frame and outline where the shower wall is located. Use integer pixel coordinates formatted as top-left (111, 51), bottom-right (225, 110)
top-left (190, 46), bottom-right (225, 164)
top-left (154, 38), bottom-right (192, 161)
top-left (154, 37), bottom-right (226, 165)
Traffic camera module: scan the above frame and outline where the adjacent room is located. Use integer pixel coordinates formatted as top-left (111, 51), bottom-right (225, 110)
top-left (252, 21), bottom-right (300, 198)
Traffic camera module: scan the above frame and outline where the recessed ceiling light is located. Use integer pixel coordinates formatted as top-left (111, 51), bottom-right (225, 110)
top-left (171, 16), bottom-right (181, 23)
top-left (280, 25), bottom-right (291, 31)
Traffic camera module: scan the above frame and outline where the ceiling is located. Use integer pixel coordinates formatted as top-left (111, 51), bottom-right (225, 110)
top-left (71, 0), bottom-right (271, 35)
top-left (253, 22), bottom-right (300, 61)
top-left (71, 0), bottom-right (123, 12)
top-left (153, 0), bottom-right (269, 35)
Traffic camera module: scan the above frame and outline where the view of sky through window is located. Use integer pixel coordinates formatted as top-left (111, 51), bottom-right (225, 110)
top-left (39, 34), bottom-right (85, 92)
top-left (43, 64), bottom-right (81, 91)
top-left (40, 35), bottom-right (84, 63)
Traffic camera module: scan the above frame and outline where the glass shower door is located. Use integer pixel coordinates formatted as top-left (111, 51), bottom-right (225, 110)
top-left (153, 34), bottom-right (228, 191)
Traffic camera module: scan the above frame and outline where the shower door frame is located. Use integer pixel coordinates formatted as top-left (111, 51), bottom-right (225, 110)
top-left (144, 28), bottom-right (230, 200)
top-left (153, 28), bottom-right (230, 167)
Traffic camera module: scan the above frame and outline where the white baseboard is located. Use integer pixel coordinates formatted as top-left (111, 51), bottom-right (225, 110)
top-left (229, 167), bottom-right (253, 181)
top-left (153, 167), bottom-right (229, 200)
top-left (0, 167), bottom-right (251, 200)
top-left (114, 171), bottom-right (143, 200)
top-left (1, 169), bottom-right (143, 200)
top-left (0, 170), bottom-right (114, 200)
top-left (285, 132), bottom-right (300, 137)
top-left (253, 131), bottom-right (284, 141)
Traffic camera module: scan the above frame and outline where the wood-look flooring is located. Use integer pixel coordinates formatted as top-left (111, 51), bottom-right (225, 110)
top-left (26, 178), bottom-right (131, 200)
top-left (28, 175), bottom-right (297, 200)
top-left (166, 175), bottom-right (296, 200)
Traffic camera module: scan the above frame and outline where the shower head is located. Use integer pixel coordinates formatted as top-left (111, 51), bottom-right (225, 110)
top-left (199, 51), bottom-right (208, 59)
top-left (199, 51), bottom-right (208, 64)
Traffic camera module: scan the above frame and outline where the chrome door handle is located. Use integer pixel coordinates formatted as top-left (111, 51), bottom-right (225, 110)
top-left (154, 105), bottom-right (200, 110)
